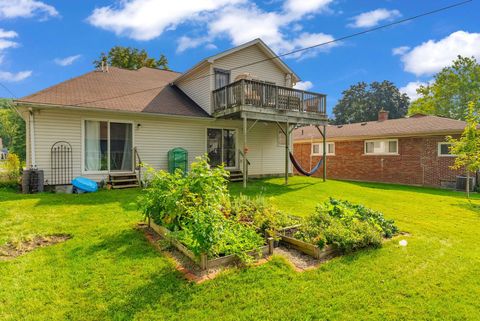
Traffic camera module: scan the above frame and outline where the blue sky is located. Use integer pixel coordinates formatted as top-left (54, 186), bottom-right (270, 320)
top-left (1, 0), bottom-right (479, 116)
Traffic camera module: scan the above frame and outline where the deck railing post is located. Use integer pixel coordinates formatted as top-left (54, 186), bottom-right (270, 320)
top-left (240, 79), bottom-right (245, 106)
top-left (275, 87), bottom-right (279, 110)
top-left (301, 92), bottom-right (305, 112)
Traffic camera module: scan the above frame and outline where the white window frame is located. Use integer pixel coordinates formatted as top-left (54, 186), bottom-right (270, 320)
top-left (81, 118), bottom-right (135, 174)
top-left (364, 139), bottom-right (398, 155)
top-left (311, 142), bottom-right (335, 156)
top-left (438, 142), bottom-right (456, 157)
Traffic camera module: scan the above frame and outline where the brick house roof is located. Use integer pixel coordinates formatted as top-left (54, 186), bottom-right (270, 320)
top-left (294, 115), bottom-right (468, 142)
top-left (16, 67), bottom-right (210, 118)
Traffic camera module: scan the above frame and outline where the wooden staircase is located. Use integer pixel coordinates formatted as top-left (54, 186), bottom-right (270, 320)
top-left (108, 173), bottom-right (140, 189)
top-left (228, 169), bottom-right (244, 182)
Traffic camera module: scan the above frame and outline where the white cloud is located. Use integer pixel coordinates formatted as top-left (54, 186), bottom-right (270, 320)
top-left (0, 0), bottom-right (58, 19)
top-left (283, 0), bottom-right (333, 18)
top-left (88, 0), bottom-right (337, 59)
top-left (54, 54), bottom-right (82, 66)
top-left (0, 29), bottom-right (18, 38)
top-left (392, 46), bottom-right (409, 56)
top-left (398, 31), bottom-right (480, 76)
top-left (88, 0), bottom-right (244, 41)
top-left (399, 80), bottom-right (433, 101)
top-left (294, 80), bottom-right (313, 91)
top-left (0, 70), bottom-right (32, 82)
top-left (0, 29), bottom-right (31, 82)
top-left (348, 8), bottom-right (401, 28)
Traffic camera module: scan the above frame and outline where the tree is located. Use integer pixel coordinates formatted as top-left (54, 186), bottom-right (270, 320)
top-left (446, 102), bottom-right (480, 198)
top-left (408, 56), bottom-right (480, 120)
top-left (94, 46), bottom-right (170, 70)
top-left (0, 99), bottom-right (26, 160)
top-left (332, 81), bottom-right (409, 124)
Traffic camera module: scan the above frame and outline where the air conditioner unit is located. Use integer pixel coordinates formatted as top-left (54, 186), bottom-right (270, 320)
top-left (455, 175), bottom-right (475, 192)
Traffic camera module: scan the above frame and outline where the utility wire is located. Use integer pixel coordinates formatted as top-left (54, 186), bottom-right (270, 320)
top-left (0, 82), bottom-right (23, 116)
top-left (13, 0), bottom-right (475, 107)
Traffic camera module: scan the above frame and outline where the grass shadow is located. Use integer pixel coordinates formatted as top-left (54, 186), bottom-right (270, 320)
top-left (339, 180), bottom-right (480, 200)
top-left (84, 228), bottom-right (160, 260)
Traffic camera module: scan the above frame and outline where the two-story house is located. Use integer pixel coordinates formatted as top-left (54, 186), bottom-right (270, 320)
top-left (15, 39), bottom-right (328, 188)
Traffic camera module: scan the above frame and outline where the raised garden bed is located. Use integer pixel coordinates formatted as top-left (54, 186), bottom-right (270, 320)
top-left (149, 219), bottom-right (274, 270)
top-left (278, 226), bottom-right (339, 260)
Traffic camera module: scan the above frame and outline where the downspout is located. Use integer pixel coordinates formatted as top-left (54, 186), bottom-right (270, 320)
top-left (28, 108), bottom-right (36, 168)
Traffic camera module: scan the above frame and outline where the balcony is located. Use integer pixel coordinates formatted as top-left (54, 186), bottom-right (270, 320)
top-left (212, 79), bottom-right (327, 124)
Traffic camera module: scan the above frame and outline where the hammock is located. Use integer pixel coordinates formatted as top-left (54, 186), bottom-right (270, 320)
top-left (289, 152), bottom-right (323, 177)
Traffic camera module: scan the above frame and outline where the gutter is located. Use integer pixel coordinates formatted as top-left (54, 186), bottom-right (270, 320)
top-left (14, 101), bottom-right (214, 122)
top-left (28, 108), bottom-right (36, 167)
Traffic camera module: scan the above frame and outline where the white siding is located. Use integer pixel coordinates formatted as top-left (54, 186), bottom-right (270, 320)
top-left (214, 45), bottom-right (287, 87)
top-left (175, 64), bottom-right (211, 114)
top-left (31, 108), bottom-right (289, 184)
top-left (176, 44), bottom-right (290, 114)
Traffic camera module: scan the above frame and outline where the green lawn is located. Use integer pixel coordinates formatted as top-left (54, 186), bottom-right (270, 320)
top-left (1, 177), bottom-right (480, 320)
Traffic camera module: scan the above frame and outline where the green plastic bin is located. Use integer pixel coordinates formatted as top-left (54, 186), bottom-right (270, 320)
top-left (168, 147), bottom-right (188, 174)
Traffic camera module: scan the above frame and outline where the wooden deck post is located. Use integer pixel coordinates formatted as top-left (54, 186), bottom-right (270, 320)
top-left (285, 121), bottom-right (290, 185)
top-left (322, 124), bottom-right (327, 182)
top-left (243, 115), bottom-right (248, 188)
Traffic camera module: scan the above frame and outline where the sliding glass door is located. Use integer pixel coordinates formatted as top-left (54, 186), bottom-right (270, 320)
top-left (84, 120), bottom-right (133, 172)
top-left (207, 128), bottom-right (236, 168)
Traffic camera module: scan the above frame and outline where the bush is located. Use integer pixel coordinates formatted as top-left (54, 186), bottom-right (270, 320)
top-left (139, 155), bottom-right (264, 261)
top-left (3, 153), bottom-right (21, 181)
top-left (294, 198), bottom-right (397, 253)
top-left (229, 194), bottom-right (300, 238)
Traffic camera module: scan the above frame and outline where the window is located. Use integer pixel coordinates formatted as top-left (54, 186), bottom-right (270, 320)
top-left (438, 142), bottom-right (455, 157)
top-left (84, 120), bottom-right (133, 172)
top-left (207, 128), bottom-right (236, 168)
top-left (312, 142), bottom-right (335, 156)
top-left (214, 69), bottom-right (230, 89)
top-left (364, 139), bottom-right (398, 155)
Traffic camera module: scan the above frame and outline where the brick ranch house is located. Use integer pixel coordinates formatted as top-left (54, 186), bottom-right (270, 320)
top-left (293, 111), bottom-right (470, 188)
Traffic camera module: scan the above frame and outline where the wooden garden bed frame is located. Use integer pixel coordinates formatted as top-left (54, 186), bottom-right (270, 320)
top-left (149, 219), bottom-right (274, 270)
top-left (278, 226), bottom-right (339, 260)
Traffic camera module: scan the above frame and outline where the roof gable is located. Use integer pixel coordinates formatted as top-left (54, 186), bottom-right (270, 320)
top-left (174, 39), bottom-right (300, 83)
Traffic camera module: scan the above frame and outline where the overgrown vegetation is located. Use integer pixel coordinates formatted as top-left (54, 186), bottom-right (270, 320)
top-left (229, 194), bottom-right (299, 238)
top-left (139, 156), bottom-right (264, 260)
top-left (0, 153), bottom-right (21, 189)
top-left (294, 198), bottom-right (398, 253)
top-left (0, 99), bottom-right (26, 160)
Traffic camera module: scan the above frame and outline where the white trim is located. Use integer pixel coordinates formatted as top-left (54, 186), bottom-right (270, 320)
top-left (364, 139), bottom-right (398, 155)
top-left (205, 126), bottom-right (238, 170)
top-left (81, 118), bottom-right (135, 175)
top-left (311, 142), bottom-right (335, 156)
top-left (438, 142), bottom-right (456, 157)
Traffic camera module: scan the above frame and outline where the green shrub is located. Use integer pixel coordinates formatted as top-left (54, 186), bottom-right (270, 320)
top-left (229, 194), bottom-right (299, 238)
top-left (324, 198), bottom-right (398, 237)
top-left (294, 198), bottom-right (397, 253)
top-left (2, 153), bottom-right (21, 181)
top-left (138, 155), bottom-right (264, 261)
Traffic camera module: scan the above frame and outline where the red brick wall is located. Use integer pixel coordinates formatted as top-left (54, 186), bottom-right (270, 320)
top-left (293, 135), bottom-right (464, 188)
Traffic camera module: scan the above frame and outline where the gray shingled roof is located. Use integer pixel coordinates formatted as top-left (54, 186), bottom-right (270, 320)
top-left (294, 115), bottom-right (468, 141)
top-left (17, 67), bottom-right (210, 118)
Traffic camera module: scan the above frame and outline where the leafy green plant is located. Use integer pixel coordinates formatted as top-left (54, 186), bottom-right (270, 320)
top-left (139, 155), bottom-right (264, 262)
top-left (4, 153), bottom-right (21, 181)
top-left (294, 198), bottom-right (397, 253)
top-left (229, 194), bottom-right (299, 238)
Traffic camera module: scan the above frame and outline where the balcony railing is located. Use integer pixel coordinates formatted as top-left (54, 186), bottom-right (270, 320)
top-left (212, 79), bottom-right (326, 116)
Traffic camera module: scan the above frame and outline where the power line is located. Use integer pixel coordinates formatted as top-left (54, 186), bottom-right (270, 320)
top-left (17, 0), bottom-right (474, 107)
top-left (0, 82), bottom-right (23, 116)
